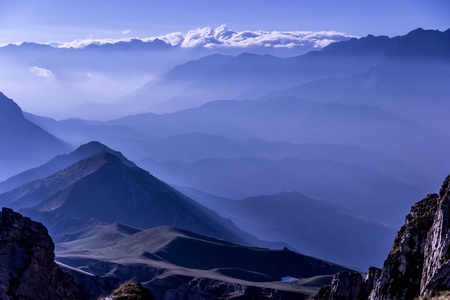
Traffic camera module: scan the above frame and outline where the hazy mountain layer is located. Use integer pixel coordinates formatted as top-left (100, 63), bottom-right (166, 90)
top-left (120, 28), bottom-right (450, 114)
top-left (0, 28), bottom-right (348, 119)
top-left (137, 156), bottom-right (418, 226)
top-left (177, 188), bottom-right (396, 270)
top-left (107, 96), bottom-right (425, 152)
top-left (0, 92), bottom-right (71, 181)
top-left (17, 116), bottom-right (423, 187)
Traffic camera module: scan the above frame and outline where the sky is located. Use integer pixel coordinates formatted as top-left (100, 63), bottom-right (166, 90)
top-left (0, 0), bottom-right (449, 45)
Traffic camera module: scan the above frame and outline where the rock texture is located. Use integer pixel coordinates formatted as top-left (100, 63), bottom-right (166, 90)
top-left (101, 281), bottom-right (154, 300)
top-left (421, 175), bottom-right (450, 295)
top-left (0, 207), bottom-right (84, 299)
top-left (314, 175), bottom-right (450, 300)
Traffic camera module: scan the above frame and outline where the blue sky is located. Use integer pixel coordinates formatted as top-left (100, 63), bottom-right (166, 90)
top-left (0, 0), bottom-right (449, 44)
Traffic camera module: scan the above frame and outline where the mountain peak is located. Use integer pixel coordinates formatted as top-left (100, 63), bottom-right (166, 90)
top-left (72, 141), bottom-right (136, 168)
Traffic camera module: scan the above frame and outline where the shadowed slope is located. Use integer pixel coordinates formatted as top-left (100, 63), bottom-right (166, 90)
top-left (0, 92), bottom-right (71, 180)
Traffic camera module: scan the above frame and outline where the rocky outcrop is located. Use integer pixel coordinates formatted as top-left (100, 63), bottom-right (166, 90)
top-left (101, 281), bottom-right (154, 300)
top-left (314, 271), bottom-right (375, 300)
top-left (314, 175), bottom-right (450, 300)
top-left (0, 207), bottom-right (85, 299)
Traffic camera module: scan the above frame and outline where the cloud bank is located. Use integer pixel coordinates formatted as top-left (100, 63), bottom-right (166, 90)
top-left (45, 25), bottom-right (356, 50)
top-left (154, 25), bottom-right (356, 49)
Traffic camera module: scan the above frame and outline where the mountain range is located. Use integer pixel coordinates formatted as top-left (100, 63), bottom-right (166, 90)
top-left (0, 26), bottom-right (449, 299)
top-left (0, 27), bottom-right (350, 119)
top-left (0, 149), bottom-right (264, 248)
top-left (178, 188), bottom-right (396, 270)
top-left (118, 28), bottom-right (450, 114)
top-left (137, 156), bottom-right (417, 226)
top-left (0, 138), bottom-right (360, 297)
top-left (4, 27), bottom-right (447, 120)
top-left (23, 114), bottom-right (423, 184)
top-left (0, 138), bottom-right (398, 269)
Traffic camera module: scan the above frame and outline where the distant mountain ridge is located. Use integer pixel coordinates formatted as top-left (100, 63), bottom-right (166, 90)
top-left (0, 26), bottom-right (353, 52)
top-left (137, 155), bottom-right (418, 226)
top-left (321, 28), bottom-right (450, 60)
top-left (107, 96), bottom-right (426, 150)
top-left (120, 28), bottom-right (450, 114)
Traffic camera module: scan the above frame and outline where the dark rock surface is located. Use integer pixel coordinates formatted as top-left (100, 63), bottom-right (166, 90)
top-left (314, 175), bottom-right (450, 300)
top-left (150, 275), bottom-right (309, 300)
top-left (0, 207), bottom-right (85, 299)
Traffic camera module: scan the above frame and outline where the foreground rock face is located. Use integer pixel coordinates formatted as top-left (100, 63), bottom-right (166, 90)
top-left (421, 175), bottom-right (450, 295)
top-left (315, 175), bottom-right (450, 300)
top-left (0, 207), bottom-right (84, 299)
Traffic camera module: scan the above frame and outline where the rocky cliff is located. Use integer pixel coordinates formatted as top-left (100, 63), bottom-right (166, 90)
top-left (0, 207), bottom-right (85, 299)
top-left (314, 175), bottom-right (450, 300)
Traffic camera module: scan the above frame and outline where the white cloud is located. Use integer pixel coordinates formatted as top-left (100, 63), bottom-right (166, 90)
top-left (30, 66), bottom-right (54, 78)
top-left (155, 25), bottom-right (356, 49)
top-left (20, 25), bottom-right (357, 50)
